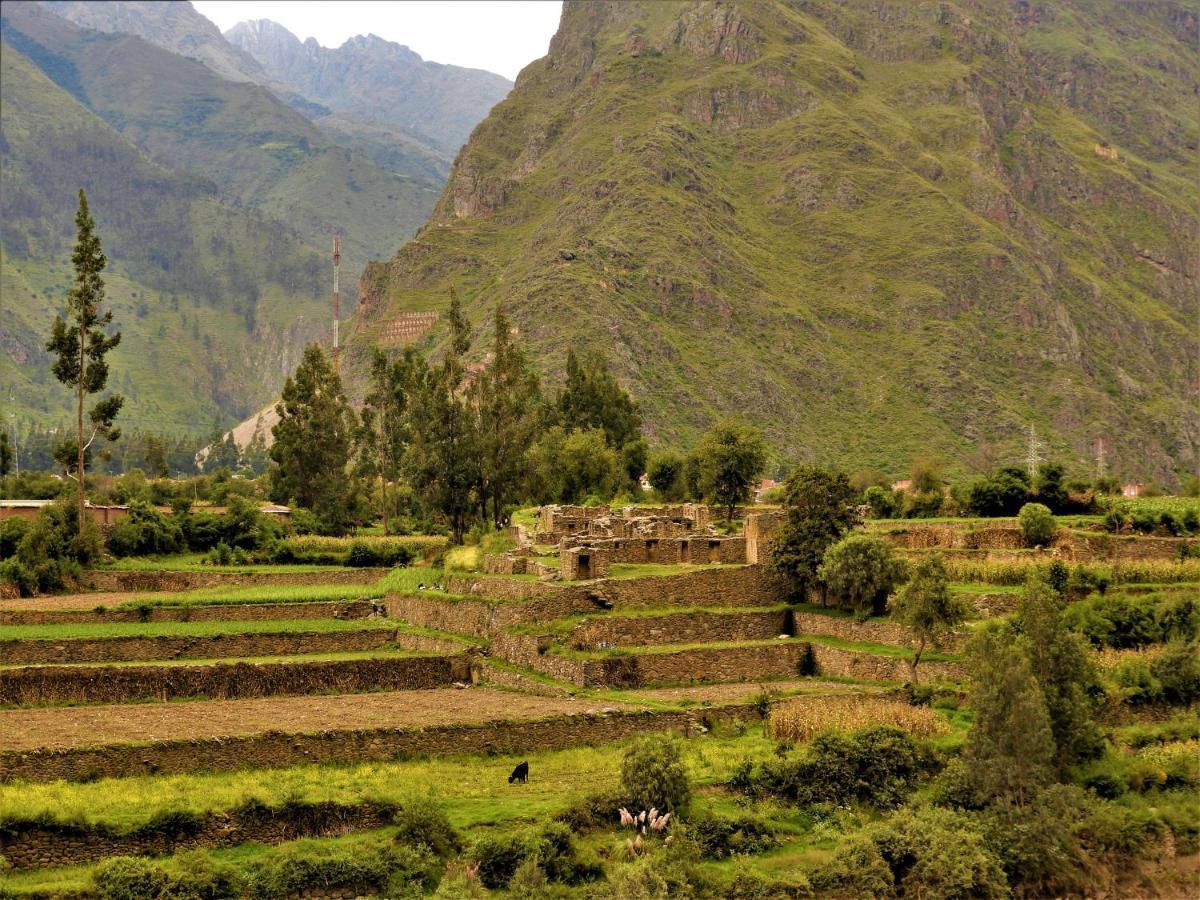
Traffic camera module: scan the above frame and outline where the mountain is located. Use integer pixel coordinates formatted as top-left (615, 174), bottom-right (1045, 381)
top-left (40, 0), bottom-right (266, 84)
top-left (39, 0), bottom-right (451, 179)
top-left (2, 1), bottom-right (442, 290)
top-left (0, 45), bottom-right (329, 432)
top-left (226, 19), bottom-right (513, 155)
top-left (352, 0), bottom-right (1198, 484)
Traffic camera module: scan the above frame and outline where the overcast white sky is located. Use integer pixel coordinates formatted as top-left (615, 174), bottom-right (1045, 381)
top-left (192, 1), bottom-right (563, 80)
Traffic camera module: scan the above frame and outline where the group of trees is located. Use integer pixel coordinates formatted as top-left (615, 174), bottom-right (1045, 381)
top-left (269, 293), bottom-right (776, 539)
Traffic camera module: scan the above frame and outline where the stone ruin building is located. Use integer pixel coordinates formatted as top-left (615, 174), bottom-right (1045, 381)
top-left (487, 504), bottom-right (755, 581)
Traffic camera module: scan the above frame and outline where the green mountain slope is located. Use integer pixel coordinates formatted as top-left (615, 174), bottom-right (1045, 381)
top-left (225, 19), bottom-right (513, 156)
top-left (1, 1), bottom-right (441, 287)
top-left (0, 46), bottom-right (329, 432)
top-left (353, 0), bottom-right (1198, 483)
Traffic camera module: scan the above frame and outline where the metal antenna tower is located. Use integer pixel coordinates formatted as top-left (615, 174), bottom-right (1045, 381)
top-left (1025, 424), bottom-right (1045, 480)
top-left (332, 236), bottom-right (341, 373)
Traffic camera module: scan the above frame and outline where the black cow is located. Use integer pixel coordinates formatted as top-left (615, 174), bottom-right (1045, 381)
top-left (508, 761), bottom-right (529, 784)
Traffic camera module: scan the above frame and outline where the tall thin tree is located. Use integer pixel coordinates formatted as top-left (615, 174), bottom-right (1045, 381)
top-left (46, 190), bottom-right (124, 527)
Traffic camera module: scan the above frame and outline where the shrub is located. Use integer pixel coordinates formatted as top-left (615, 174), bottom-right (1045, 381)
top-left (620, 736), bottom-right (692, 816)
top-left (472, 833), bottom-right (530, 889)
top-left (813, 805), bottom-right (1008, 899)
top-left (816, 533), bottom-right (907, 615)
top-left (93, 857), bottom-right (170, 900)
top-left (0, 517), bottom-right (29, 558)
top-left (107, 501), bottom-right (183, 557)
top-left (393, 796), bottom-right (460, 858)
top-left (1018, 503), bottom-right (1057, 547)
top-left (1153, 641), bottom-right (1200, 705)
top-left (863, 485), bottom-right (898, 519)
top-left (979, 785), bottom-right (1089, 897)
top-left (530, 822), bottom-right (602, 884)
top-left (686, 811), bottom-right (778, 859)
top-left (250, 841), bottom-right (436, 899)
top-left (738, 726), bottom-right (938, 809)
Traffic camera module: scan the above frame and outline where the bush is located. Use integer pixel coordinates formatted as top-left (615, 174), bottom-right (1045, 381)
top-left (250, 841), bottom-right (437, 899)
top-left (1018, 502), bottom-right (1057, 547)
top-left (472, 832), bottom-right (530, 889)
top-left (393, 796), bottom-right (460, 858)
top-left (0, 517), bottom-right (29, 558)
top-left (813, 805), bottom-right (1008, 899)
top-left (979, 785), bottom-right (1088, 897)
top-left (968, 467), bottom-right (1031, 517)
top-left (620, 736), bottom-right (692, 816)
top-left (738, 726), bottom-right (938, 809)
top-left (817, 533), bottom-right (907, 615)
top-left (530, 822), bottom-right (602, 885)
top-left (863, 485), bottom-right (899, 519)
top-left (686, 811), bottom-right (778, 859)
top-left (107, 501), bottom-right (183, 557)
top-left (93, 857), bottom-right (170, 900)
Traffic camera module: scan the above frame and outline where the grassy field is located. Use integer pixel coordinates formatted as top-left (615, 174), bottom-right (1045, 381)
top-left (101, 554), bottom-right (347, 574)
top-left (0, 727), bottom-right (778, 833)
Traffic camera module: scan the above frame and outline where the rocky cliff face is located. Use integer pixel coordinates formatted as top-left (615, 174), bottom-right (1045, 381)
top-left (226, 20), bottom-right (513, 155)
top-left (353, 0), bottom-right (1197, 483)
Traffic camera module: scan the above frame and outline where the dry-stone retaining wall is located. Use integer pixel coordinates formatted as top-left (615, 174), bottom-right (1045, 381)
top-left (567, 609), bottom-right (789, 649)
top-left (0, 627), bottom-right (463, 665)
top-left (0, 601), bottom-right (375, 627)
top-left (82, 568), bottom-right (390, 593)
top-left (397, 566), bottom-right (789, 637)
top-left (0, 801), bottom-right (395, 869)
top-left (0, 705), bottom-right (749, 783)
top-left (0, 654), bottom-right (471, 706)
top-left (790, 611), bottom-right (966, 653)
top-left (491, 636), bottom-right (964, 688)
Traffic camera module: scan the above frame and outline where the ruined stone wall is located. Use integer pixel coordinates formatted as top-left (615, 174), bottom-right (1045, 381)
top-left (0, 705), bottom-right (748, 783)
top-left (744, 512), bottom-right (786, 565)
top-left (567, 609), bottom-right (788, 649)
top-left (596, 565), bottom-right (788, 610)
top-left (0, 655), bottom-right (471, 706)
top-left (0, 601), bottom-right (374, 627)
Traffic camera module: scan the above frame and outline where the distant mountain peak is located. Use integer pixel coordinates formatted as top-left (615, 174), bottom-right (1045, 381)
top-left (227, 18), bottom-right (512, 154)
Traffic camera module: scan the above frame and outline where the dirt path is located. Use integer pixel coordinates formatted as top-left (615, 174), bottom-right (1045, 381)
top-left (0, 687), bottom-right (636, 751)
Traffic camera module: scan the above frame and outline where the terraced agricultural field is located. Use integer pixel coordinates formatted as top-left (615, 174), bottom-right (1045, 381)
top-left (1, 512), bottom-right (1197, 898)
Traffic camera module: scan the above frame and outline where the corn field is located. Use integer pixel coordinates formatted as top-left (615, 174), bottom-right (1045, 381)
top-left (944, 557), bottom-right (1200, 587)
top-left (768, 694), bottom-right (949, 743)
